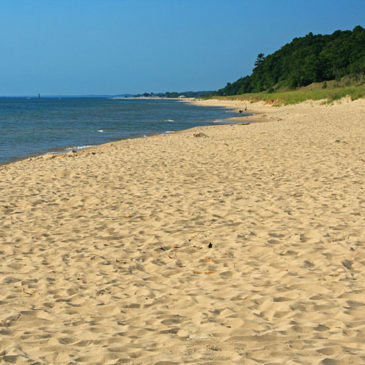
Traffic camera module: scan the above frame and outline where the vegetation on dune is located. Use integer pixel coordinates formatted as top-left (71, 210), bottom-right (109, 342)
top-left (134, 26), bottom-right (365, 103)
top-left (210, 83), bottom-right (365, 105)
top-left (214, 26), bottom-right (365, 98)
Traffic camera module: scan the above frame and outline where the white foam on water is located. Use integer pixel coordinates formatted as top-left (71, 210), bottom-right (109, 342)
top-left (66, 145), bottom-right (94, 152)
top-left (51, 145), bottom-right (95, 155)
top-left (97, 129), bottom-right (104, 133)
top-left (76, 145), bottom-right (93, 150)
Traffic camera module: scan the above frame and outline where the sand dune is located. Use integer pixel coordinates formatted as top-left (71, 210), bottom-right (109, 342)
top-left (1, 98), bottom-right (365, 364)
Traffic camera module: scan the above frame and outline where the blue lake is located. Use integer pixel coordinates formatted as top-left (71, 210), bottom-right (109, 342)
top-left (0, 97), bottom-right (247, 164)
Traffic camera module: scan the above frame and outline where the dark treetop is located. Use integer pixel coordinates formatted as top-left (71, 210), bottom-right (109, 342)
top-left (215, 26), bottom-right (365, 95)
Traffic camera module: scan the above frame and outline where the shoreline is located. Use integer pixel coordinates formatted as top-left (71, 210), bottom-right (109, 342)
top-left (0, 99), bottom-right (251, 167)
top-left (112, 96), bottom-right (186, 100)
top-left (1, 97), bottom-right (365, 363)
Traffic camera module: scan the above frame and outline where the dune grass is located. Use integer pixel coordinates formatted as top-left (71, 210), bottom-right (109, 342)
top-left (209, 83), bottom-right (365, 105)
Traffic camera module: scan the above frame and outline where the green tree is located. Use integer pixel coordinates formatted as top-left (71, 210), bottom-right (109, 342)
top-left (254, 53), bottom-right (265, 68)
top-left (216, 26), bottom-right (365, 95)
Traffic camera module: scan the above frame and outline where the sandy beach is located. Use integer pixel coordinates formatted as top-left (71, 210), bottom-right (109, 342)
top-left (1, 97), bottom-right (365, 364)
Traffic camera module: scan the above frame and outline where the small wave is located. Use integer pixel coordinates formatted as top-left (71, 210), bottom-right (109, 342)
top-left (51, 145), bottom-right (94, 155)
top-left (165, 119), bottom-right (175, 122)
top-left (66, 145), bottom-right (93, 152)
top-left (77, 145), bottom-right (93, 150)
top-left (97, 129), bottom-right (104, 133)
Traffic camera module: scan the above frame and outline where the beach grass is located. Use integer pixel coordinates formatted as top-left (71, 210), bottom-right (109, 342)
top-left (209, 83), bottom-right (365, 105)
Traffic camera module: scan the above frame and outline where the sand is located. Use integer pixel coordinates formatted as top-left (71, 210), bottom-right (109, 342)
top-left (0, 98), bottom-right (365, 364)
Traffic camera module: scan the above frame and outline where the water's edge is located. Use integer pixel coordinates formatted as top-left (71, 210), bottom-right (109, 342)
top-left (0, 99), bottom-right (251, 166)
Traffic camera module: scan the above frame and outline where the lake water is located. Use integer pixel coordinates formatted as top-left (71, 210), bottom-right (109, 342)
top-left (0, 97), bottom-right (245, 164)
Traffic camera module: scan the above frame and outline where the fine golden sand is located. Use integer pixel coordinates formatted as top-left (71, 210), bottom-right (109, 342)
top-left (1, 98), bottom-right (365, 364)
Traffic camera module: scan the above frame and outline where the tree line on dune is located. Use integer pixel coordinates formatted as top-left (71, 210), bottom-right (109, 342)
top-left (214, 26), bottom-right (365, 96)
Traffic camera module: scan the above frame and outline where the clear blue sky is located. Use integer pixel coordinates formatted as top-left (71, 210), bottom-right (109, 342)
top-left (1, 0), bottom-right (364, 96)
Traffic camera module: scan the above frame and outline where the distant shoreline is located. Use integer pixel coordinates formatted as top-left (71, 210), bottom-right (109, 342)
top-left (111, 96), bottom-right (194, 101)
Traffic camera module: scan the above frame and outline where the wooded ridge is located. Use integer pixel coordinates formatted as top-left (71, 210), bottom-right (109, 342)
top-left (215, 26), bottom-right (365, 96)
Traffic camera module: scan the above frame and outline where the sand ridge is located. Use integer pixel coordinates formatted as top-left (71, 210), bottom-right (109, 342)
top-left (0, 98), bottom-right (365, 364)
